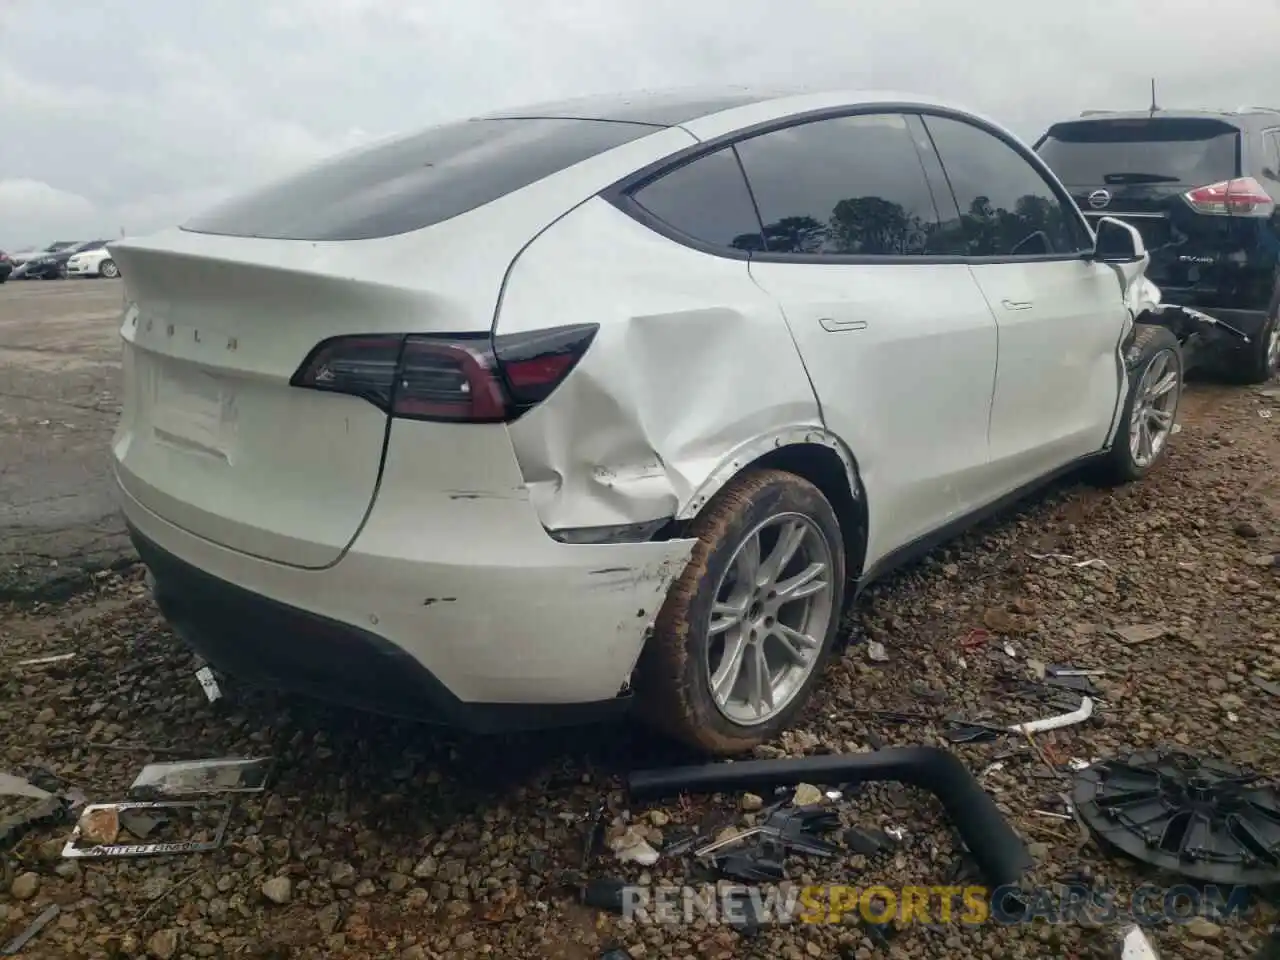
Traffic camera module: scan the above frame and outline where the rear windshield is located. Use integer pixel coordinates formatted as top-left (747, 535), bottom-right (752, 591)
top-left (1037, 118), bottom-right (1240, 187)
top-left (183, 117), bottom-right (655, 241)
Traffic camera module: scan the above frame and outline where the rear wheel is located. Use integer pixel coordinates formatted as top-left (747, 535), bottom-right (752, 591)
top-left (100, 259), bottom-right (119, 279)
top-left (636, 469), bottom-right (846, 756)
top-left (1095, 324), bottom-right (1182, 485)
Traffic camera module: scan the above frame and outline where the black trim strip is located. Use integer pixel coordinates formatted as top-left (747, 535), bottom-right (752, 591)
top-left (602, 102), bottom-right (1097, 267)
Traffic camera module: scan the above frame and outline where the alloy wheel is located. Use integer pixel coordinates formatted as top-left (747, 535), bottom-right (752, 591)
top-left (1129, 348), bottom-right (1180, 468)
top-left (704, 513), bottom-right (835, 726)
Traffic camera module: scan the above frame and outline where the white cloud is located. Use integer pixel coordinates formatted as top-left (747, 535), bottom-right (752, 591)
top-left (3, 0), bottom-right (1280, 247)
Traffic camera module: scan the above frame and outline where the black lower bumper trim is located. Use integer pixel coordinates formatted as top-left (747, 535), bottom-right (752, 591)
top-left (127, 523), bottom-right (632, 734)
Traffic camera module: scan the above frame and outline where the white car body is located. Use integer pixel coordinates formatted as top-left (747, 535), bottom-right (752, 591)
top-left (66, 246), bottom-right (118, 277)
top-left (107, 87), bottom-right (1167, 737)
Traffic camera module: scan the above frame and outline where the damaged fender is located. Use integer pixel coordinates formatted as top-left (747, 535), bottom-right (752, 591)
top-left (498, 195), bottom-right (835, 534)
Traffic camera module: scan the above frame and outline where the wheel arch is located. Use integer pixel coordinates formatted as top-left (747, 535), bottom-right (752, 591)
top-left (676, 429), bottom-right (869, 584)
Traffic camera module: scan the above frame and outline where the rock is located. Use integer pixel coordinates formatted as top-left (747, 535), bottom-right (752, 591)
top-left (1234, 521), bottom-right (1261, 539)
top-left (329, 862), bottom-right (357, 887)
top-left (10, 872), bottom-right (39, 900)
top-left (741, 793), bottom-right (764, 812)
top-left (386, 872), bottom-right (410, 893)
top-left (317, 903), bottom-right (343, 935)
top-left (609, 826), bottom-right (659, 866)
top-left (147, 929), bottom-right (179, 960)
top-left (1188, 919), bottom-right (1222, 939)
top-left (648, 810), bottom-right (670, 827)
top-left (792, 783), bottom-right (824, 807)
top-left (1207, 677), bottom-right (1227, 693)
top-left (1026, 842), bottom-right (1050, 860)
top-left (983, 608), bottom-right (1031, 634)
top-left (402, 947), bottom-right (428, 960)
top-left (34, 707), bottom-right (55, 724)
top-left (261, 877), bottom-right (292, 904)
top-left (411, 856), bottom-right (437, 878)
top-left (78, 807), bottom-right (120, 846)
top-left (455, 931), bottom-right (476, 950)
top-left (354, 878), bottom-right (376, 897)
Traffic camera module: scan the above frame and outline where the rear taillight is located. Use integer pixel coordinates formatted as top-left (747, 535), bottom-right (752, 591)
top-left (1183, 177), bottom-right (1275, 217)
top-left (290, 324), bottom-right (598, 423)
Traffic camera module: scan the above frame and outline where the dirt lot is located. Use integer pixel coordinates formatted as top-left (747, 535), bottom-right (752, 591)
top-left (0, 310), bottom-right (1277, 958)
top-left (0, 279), bottom-right (132, 600)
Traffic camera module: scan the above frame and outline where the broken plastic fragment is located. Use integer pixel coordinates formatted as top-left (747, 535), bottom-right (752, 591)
top-left (129, 757), bottom-right (274, 799)
top-left (1007, 696), bottom-right (1094, 735)
top-left (1120, 924), bottom-right (1160, 960)
top-left (1073, 558), bottom-right (1110, 570)
top-left (194, 666), bottom-right (221, 703)
top-left (866, 640), bottom-right (889, 663)
top-left (14, 653), bottom-right (75, 668)
top-left (1111, 623), bottom-right (1171, 645)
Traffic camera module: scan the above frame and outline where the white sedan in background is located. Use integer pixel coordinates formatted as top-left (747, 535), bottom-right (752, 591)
top-left (66, 245), bottom-right (120, 278)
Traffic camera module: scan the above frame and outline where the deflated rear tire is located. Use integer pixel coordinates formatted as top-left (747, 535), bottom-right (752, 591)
top-left (636, 469), bottom-right (846, 756)
top-left (1095, 324), bottom-right (1182, 485)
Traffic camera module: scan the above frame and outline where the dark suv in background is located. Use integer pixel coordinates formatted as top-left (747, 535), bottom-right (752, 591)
top-left (1035, 108), bottom-right (1280, 382)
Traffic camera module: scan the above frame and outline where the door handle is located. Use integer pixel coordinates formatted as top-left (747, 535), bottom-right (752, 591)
top-left (1001, 299), bottom-right (1034, 311)
top-left (818, 317), bottom-right (868, 332)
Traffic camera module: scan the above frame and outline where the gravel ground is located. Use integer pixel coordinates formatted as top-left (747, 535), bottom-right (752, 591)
top-left (0, 379), bottom-right (1277, 960)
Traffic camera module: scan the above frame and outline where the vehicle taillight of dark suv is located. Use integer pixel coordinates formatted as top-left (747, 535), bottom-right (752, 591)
top-left (1035, 108), bottom-right (1280, 382)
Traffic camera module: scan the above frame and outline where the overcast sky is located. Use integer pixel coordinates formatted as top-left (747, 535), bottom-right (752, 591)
top-left (2, 0), bottom-right (1278, 250)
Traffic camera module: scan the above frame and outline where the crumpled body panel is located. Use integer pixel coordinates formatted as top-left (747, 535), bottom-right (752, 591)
top-left (499, 196), bottom-right (828, 532)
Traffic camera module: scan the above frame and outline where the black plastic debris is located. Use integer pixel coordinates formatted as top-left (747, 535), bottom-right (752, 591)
top-left (582, 877), bottom-right (628, 914)
top-left (1074, 750), bottom-right (1280, 885)
top-left (843, 826), bottom-right (896, 857)
top-left (714, 845), bottom-right (785, 882)
top-left (628, 747), bottom-right (1033, 888)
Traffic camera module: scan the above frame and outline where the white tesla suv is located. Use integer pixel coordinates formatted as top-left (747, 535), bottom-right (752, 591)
top-left (108, 88), bottom-right (1181, 756)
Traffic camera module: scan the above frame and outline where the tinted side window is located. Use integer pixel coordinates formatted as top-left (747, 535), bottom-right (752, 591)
top-left (1264, 132), bottom-right (1280, 180)
top-left (631, 148), bottom-right (766, 252)
top-left (183, 118), bottom-right (654, 241)
top-left (734, 114), bottom-right (944, 256)
top-left (924, 115), bottom-right (1085, 257)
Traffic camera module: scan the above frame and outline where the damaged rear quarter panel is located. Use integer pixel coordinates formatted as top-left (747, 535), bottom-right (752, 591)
top-left (498, 196), bottom-right (825, 531)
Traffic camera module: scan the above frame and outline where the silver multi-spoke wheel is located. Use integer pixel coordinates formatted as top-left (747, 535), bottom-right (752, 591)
top-left (704, 512), bottom-right (835, 726)
top-left (1128, 348), bottom-right (1180, 468)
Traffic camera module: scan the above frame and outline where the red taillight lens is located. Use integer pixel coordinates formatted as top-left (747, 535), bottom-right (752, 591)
top-left (291, 324), bottom-right (597, 423)
top-left (1183, 177), bottom-right (1275, 217)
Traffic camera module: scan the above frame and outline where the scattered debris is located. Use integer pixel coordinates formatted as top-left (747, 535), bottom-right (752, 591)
top-left (1002, 642), bottom-right (1017, 658)
top-left (628, 747), bottom-right (1032, 887)
top-left (194, 665), bottom-right (222, 703)
top-left (0, 772), bottom-right (54, 802)
top-left (608, 826), bottom-right (659, 866)
top-left (1008, 696), bottom-right (1094, 735)
top-left (1, 904), bottom-right (60, 956)
top-left (1073, 751), bottom-right (1280, 885)
top-left (1073, 558), bottom-right (1110, 570)
top-left (129, 757), bottom-right (273, 798)
top-left (1111, 623), bottom-right (1172, 645)
top-left (62, 801), bottom-right (230, 858)
top-left (582, 878), bottom-right (628, 914)
top-left (1260, 408), bottom-right (1273, 419)
top-left (13, 653), bottom-right (75, 668)
top-left (984, 608), bottom-right (1031, 635)
top-left (866, 640), bottom-right (889, 663)
top-left (1119, 924), bottom-right (1160, 960)
top-left (1028, 551), bottom-right (1074, 562)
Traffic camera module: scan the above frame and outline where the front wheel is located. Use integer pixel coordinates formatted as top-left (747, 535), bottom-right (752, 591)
top-left (99, 259), bottom-right (119, 279)
top-left (1095, 324), bottom-right (1183, 485)
top-left (635, 469), bottom-right (846, 756)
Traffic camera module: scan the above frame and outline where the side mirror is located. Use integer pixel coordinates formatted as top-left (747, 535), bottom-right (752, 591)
top-left (1093, 216), bottom-right (1146, 263)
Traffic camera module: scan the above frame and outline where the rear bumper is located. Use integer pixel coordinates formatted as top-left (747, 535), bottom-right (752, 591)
top-left (118, 468), bottom-right (696, 731)
top-left (1193, 307), bottom-right (1269, 341)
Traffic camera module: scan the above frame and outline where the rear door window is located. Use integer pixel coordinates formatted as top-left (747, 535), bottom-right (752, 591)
top-left (183, 118), bottom-right (656, 241)
top-left (1036, 117), bottom-right (1241, 188)
top-left (733, 113), bottom-right (946, 256)
top-left (923, 114), bottom-right (1088, 258)
top-left (630, 147), bottom-right (766, 252)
